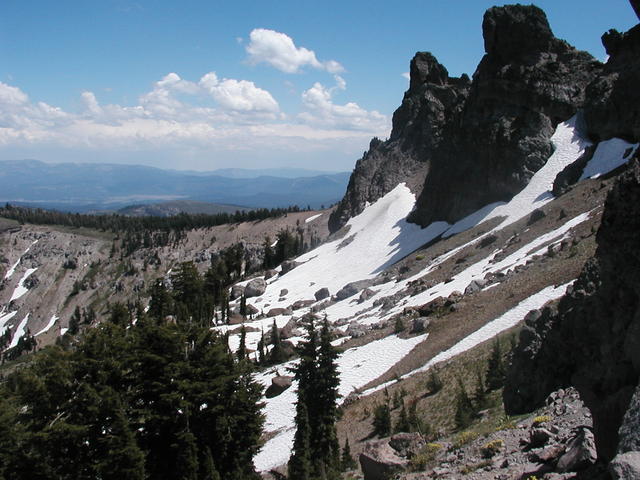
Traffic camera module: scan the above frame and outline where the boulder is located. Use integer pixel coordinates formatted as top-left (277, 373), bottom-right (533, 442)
top-left (346, 323), bottom-right (368, 339)
top-left (279, 289), bottom-right (288, 297)
top-left (245, 304), bottom-right (259, 316)
top-left (291, 299), bottom-right (314, 310)
top-left (388, 433), bottom-right (425, 458)
top-left (464, 278), bottom-right (489, 295)
top-left (557, 427), bottom-right (597, 472)
top-left (336, 283), bottom-right (360, 300)
top-left (230, 284), bottom-right (245, 300)
top-left (264, 269), bottom-right (278, 280)
top-left (359, 439), bottom-right (408, 480)
top-left (280, 260), bottom-right (299, 275)
top-left (245, 278), bottom-right (266, 298)
top-left (314, 287), bottom-right (330, 301)
top-left (359, 288), bottom-right (376, 303)
top-left (618, 383), bottom-right (640, 453)
top-left (609, 451), bottom-right (640, 480)
top-left (410, 317), bottom-right (430, 334)
top-left (264, 375), bottom-right (293, 398)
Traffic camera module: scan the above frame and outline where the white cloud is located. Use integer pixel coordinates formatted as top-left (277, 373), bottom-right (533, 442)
top-left (299, 81), bottom-right (388, 133)
top-left (0, 72), bottom-right (388, 170)
top-left (198, 73), bottom-right (278, 112)
top-left (402, 72), bottom-right (410, 80)
top-left (246, 28), bottom-right (344, 74)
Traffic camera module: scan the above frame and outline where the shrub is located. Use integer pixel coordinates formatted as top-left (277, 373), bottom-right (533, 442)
top-left (480, 439), bottom-right (504, 458)
top-left (372, 403), bottom-right (391, 437)
top-left (409, 443), bottom-right (442, 471)
top-left (532, 415), bottom-right (551, 427)
top-left (452, 431), bottom-right (478, 450)
top-left (425, 368), bottom-right (443, 394)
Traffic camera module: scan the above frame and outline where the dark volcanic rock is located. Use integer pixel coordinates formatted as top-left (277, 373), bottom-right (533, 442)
top-left (410, 5), bottom-right (600, 226)
top-left (504, 158), bottom-right (640, 461)
top-left (584, 24), bottom-right (640, 142)
top-left (328, 53), bottom-right (470, 232)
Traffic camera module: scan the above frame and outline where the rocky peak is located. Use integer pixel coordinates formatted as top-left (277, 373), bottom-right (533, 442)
top-left (482, 4), bottom-right (556, 62)
top-left (408, 52), bottom-right (449, 89)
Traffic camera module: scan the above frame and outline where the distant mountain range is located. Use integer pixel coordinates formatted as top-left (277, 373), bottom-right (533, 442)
top-left (0, 160), bottom-right (350, 212)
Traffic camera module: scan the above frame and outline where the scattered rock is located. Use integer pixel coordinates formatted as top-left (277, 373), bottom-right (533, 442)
top-left (279, 288), bottom-right (288, 297)
top-left (264, 269), bottom-right (278, 280)
top-left (280, 260), bottom-right (299, 275)
top-left (314, 287), bottom-right (330, 301)
top-left (388, 433), bottom-right (425, 458)
top-left (264, 376), bottom-right (293, 398)
top-left (527, 208), bottom-right (547, 225)
top-left (359, 288), bottom-right (376, 303)
top-left (291, 299), bottom-right (314, 310)
top-left (556, 427), bottom-right (597, 472)
top-left (230, 284), bottom-right (245, 300)
top-left (464, 279), bottom-right (489, 295)
top-left (245, 278), bottom-right (266, 298)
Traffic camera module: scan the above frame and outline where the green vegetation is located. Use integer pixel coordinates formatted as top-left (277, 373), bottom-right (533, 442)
top-left (0, 316), bottom-right (264, 480)
top-left (288, 316), bottom-right (341, 480)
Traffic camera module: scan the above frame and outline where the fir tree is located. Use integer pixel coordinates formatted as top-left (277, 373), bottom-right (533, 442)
top-left (340, 438), bottom-right (356, 471)
top-left (454, 378), bottom-right (475, 430)
top-left (394, 401), bottom-right (411, 433)
top-left (237, 325), bottom-right (247, 362)
top-left (269, 319), bottom-right (284, 364)
top-left (373, 403), bottom-right (391, 437)
top-left (486, 338), bottom-right (506, 391)
top-left (288, 402), bottom-right (311, 480)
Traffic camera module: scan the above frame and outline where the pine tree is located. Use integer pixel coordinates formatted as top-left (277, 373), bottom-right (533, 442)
top-left (288, 401), bottom-right (311, 480)
top-left (394, 401), bottom-right (411, 433)
top-left (454, 378), bottom-right (475, 430)
top-left (340, 438), bottom-right (356, 471)
top-left (68, 306), bottom-right (82, 334)
top-left (373, 403), bottom-right (391, 437)
top-left (486, 338), bottom-right (506, 391)
top-left (269, 319), bottom-right (284, 364)
top-left (237, 325), bottom-right (247, 362)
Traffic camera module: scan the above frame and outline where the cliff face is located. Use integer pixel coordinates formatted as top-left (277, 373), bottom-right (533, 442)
top-left (411, 5), bottom-right (600, 226)
top-left (327, 54), bottom-right (469, 232)
top-left (330, 5), bottom-right (600, 232)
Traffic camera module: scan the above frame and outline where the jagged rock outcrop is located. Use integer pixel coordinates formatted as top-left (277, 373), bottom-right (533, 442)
top-left (330, 5), bottom-right (601, 232)
top-left (504, 156), bottom-right (640, 462)
top-left (584, 23), bottom-right (640, 142)
top-left (328, 53), bottom-right (470, 232)
top-left (410, 5), bottom-right (601, 226)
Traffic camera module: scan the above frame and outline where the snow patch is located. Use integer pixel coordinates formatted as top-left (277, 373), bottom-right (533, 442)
top-left (8, 313), bottom-right (30, 349)
top-left (580, 139), bottom-right (639, 180)
top-left (253, 333), bottom-right (428, 471)
top-left (0, 310), bottom-right (18, 335)
top-left (10, 268), bottom-right (38, 302)
top-left (305, 213), bottom-right (323, 223)
top-left (35, 314), bottom-right (59, 336)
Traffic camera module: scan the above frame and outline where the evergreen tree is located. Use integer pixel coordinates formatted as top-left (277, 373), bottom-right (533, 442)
top-left (269, 319), bottom-right (284, 364)
top-left (373, 403), bottom-right (391, 437)
top-left (288, 401), bottom-right (311, 480)
top-left (454, 378), bottom-right (475, 430)
top-left (394, 401), bottom-right (411, 433)
top-left (237, 325), bottom-right (247, 362)
top-left (486, 338), bottom-right (506, 391)
top-left (340, 438), bottom-right (357, 472)
top-left (68, 306), bottom-right (82, 335)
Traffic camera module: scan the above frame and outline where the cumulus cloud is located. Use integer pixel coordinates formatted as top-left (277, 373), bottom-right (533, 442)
top-left (0, 71), bottom-right (388, 170)
top-left (246, 28), bottom-right (344, 74)
top-left (298, 80), bottom-right (388, 133)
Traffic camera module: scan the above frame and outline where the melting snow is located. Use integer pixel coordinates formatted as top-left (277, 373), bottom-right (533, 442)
top-left (8, 313), bottom-right (30, 349)
top-left (253, 333), bottom-right (428, 471)
top-left (10, 268), bottom-right (38, 302)
top-left (3, 239), bottom-right (38, 280)
top-left (35, 314), bottom-right (59, 336)
top-left (361, 281), bottom-right (573, 397)
top-left (580, 139), bottom-right (639, 180)
top-left (0, 310), bottom-right (18, 335)
top-left (304, 213), bottom-right (323, 223)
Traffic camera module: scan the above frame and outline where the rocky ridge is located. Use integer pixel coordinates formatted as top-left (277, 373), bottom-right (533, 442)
top-left (330, 5), bottom-right (602, 232)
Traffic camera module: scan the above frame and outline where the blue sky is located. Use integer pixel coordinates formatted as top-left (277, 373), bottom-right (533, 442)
top-left (0, 1), bottom-right (636, 172)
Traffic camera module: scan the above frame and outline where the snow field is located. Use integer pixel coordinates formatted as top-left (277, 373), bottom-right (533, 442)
top-left (2, 239), bottom-right (38, 281)
top-left (0, 310), bottom-right (18, 336)
top-left (253, 332), bottom-right (428, 472)
top-left (304, 213), bottom-right (323, 223)
top-left (360, 281), bottom-right (573, 397)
